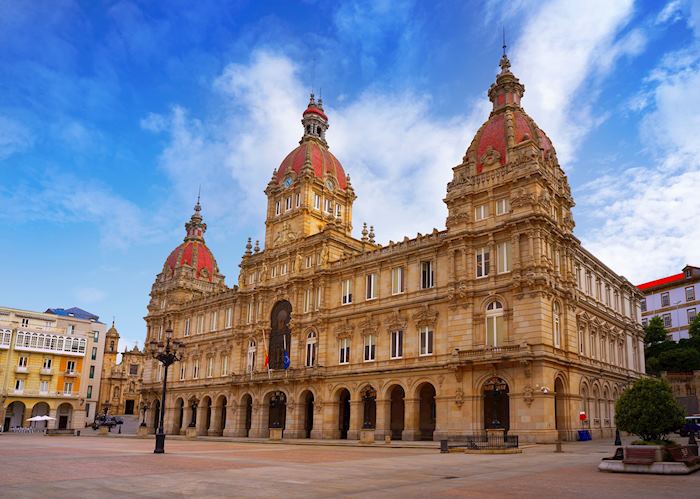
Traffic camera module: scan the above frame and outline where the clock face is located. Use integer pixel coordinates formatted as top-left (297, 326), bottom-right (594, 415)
top-left (283, 177), bottom-right (293, 188)
top-left (325, 179), bottom-right (334, 191)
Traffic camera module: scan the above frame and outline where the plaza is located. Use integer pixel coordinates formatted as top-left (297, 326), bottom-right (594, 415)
top-left (0, 434), bottom-right (697, 498)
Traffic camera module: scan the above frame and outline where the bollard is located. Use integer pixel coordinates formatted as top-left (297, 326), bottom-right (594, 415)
top-left (614, 429), bottom-right (621, 446)
top-left (440, 439), bottom-right (449, 453)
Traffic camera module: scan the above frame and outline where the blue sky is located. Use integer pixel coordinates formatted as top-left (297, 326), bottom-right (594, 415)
top-left (1, 0), bottom-right (699, 348)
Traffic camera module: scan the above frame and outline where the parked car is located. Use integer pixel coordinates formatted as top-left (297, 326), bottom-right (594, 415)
top-left (679, 415), bottom-right (700, 437)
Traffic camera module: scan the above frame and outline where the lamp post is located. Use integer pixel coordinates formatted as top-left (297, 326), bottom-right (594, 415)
top-left (139, 401), bottom-right (150, 427)
top-left (148, 325), bottom-right (184, 454)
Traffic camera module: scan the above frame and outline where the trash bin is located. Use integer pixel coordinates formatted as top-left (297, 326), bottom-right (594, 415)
top-left (577, 430), bottom-right (591, 441)
top-left (75, 430), bottom-right (80, 437)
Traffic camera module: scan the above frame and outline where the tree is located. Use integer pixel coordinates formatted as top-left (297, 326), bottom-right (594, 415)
top-left (644, 316), bottom-right (668, 345)
top-left (689, 315), bottom-right (700, 340)
top-left (657, 348), bottom-right (700, 372)
top-left (615, 377), bottom-right (685, 442)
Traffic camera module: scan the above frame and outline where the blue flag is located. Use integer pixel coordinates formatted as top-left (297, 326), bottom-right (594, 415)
top-left (283, 351), bottom-right (290, 369)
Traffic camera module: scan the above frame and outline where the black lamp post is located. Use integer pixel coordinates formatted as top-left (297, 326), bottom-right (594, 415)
top-left (362, 388), bottom-right (376, 429)
top-left (148, 325), bottom-right (184, 454)
top-left (139, 401), bottom-right (150, 427)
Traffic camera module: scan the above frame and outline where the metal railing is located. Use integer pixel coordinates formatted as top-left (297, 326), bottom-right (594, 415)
top-left (440, 433), bottom-right (519, 452)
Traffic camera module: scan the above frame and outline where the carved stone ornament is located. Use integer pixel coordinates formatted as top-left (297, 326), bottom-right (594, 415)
top-left (384, 310), bottom-right (408, 332)
top-left (447, 281), bottom-right (468, 302)
top-left (480, 146), bottom-right (501, 169)
top-left (523, 385), bottom-right (534, 407)
top-left (412, 307), bottom-right (438, 327)
top-left (335, 321), bottom-right (354, 340)
top-left (358, 316), bottom-right (379, 337)
top-left (314, 400), bottom-right (323, 413)
top-left (454, 388), bottom-right (465, 408)
top-left (273, 222), bottom-right (298, 248)
top-left (511, 188), bottom-right (535, 208)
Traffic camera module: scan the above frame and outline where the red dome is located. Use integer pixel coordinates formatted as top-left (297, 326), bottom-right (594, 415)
top-left (164, 240), bottom-right (218, 282)
top-left (275, 140), bottom-right (348, 190)
top-left (468, 109), bottom-right (554, 173)
top-left (303, 105), bottom-right (328, 121)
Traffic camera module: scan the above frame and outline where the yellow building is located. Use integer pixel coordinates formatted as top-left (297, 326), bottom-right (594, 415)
top-left (0, 306), bottom-right (107, 431)
top-left (140, 54), bottom-right (644, 443)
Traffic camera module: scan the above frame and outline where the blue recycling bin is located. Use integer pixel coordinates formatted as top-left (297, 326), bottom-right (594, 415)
top-left (577, 430), bottom-right (591, 441)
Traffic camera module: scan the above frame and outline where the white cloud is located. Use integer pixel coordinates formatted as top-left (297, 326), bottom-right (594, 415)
top-left (656, 0), bottom-right (684, 24)
top-left (511, 0), bottom-right (637, 164)
top-left (0, 116), bottom-right (33, 160)
top-left (75, 287), bottom-right (107, 304)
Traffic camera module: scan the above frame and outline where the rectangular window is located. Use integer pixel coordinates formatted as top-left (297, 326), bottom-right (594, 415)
top-left (642, 318), bottom-right (648, 327)
top-left (339, 338), bottom-right (350, 364)
top-left (21, 318), bottom-right (29, 327)
top-left (67, 324), bottom-right (75, 335)
top-left (295, 193), bottom-right (301, 208)
top-left (247, 302), bottom-right (254, 324)
top-left (640, 299), bottom-right (646, 313)
top-left (89, 365), bottom-right (95, 379)
top-left (275, 200), bottom-right (281, 216)
top-left (193, 360), bottom-right (199, 379)
top-left (476, 247), bottom-right (490, 278)
top-left (364, 334), bottom-right (376, 362)
top-left (575, 265), bottom-right (582, 289)
top-left (225, 308), bottom-right (232, 328)
top-left (184, 318), bottom-right (191, 336)
top-left (390, 330), bottom-right (404, 359)
top-left (661, 292), bottom-right (670, 307)
top-left (93, 330), bottom-right (99, 342)
top-left (271, 265), bottom-right (278, 278)
top-left (207, 357), bottom-right (213, 377)
top-left (87, 385), bottom-right (93, 398)
top-left (686, 286), bottom-right (695, 302)
top-left (420, 261), bottom-right (434, 289)
top-left (496, 242), bottom-right (511, 274)
top-left (495, 198), bottom-right (509, 216)
top-left (15, 378), bottom-right (24, 392)
top-left (315, 286), bottom-right (322, 310)
top-left (579, 327), bottom-right (586, 355)
top-left (18, 356), bottom-right (27, 367)
top-left (335, 204), bottom-right (342, 218)
top-left (366, 273), bottom-right (377, 300)
top-left (66, 360), bottom-right (75, 373)
top-left (179, 363), bottom-right (186, 380)
top-left (419, 326), bottom-right (434, 356)
top-left (341, 279), bottom-right (353, 305)
top-left (43, 358), bottom-right (52, 369)
top-left (305, 255), bottom-right (314, 268)
top-left (474, 203), bottom-right (489, 221)
top-left (157, 364), bottom-right (162, 382)
top-left (210, 311), bottom-right (218, 332)
top-left (129, 364), bottom-right (138, 375)
top-left (662, 313), bottom-right (672, 328)
top-left (486, 314), bottom-right (504, 347)
top-left (64, 382), bottom-right (73, 395)
top-left (313, 193), bottom-right (321, 210)
top-left (324, 198), bottom-right (332, 213)
top-left (221, 355), bottom-right (229, 376)
top-left (285, 196), bottom-right (292, 211)
top-left (197, 315), bottom-right (204, 334)
top-left (281, 262), bottom-right (288, 275)
top-left (688, 308), bottom-right (697, 324)
top-left (304, 288), bottom-right (313, 313)
top-left (40, 380), bottom-right (49, 394)
top-left (586, 272), bottom-right (592, 295)
top-left (391, 267), bottom-right (405, 294)
top-left (606, 286), bottom-right (611, 307)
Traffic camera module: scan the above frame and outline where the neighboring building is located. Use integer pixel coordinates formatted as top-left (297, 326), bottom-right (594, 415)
top-left (140, 53), bottom-right (644, 443)
top-left (662, 371), bottom-right (700, 415)
top-left (0, 306), bottom-right (107, 431)
top-left (98, 322), bottom-right (146, 416)
top-left (638, 265), bottom-right (700, 341)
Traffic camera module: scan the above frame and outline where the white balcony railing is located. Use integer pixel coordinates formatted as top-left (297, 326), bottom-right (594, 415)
top-left (40, 368), bottom-right (53, 375)
top-left (15, 366), bottom-right (28, 373)
top-left (64, 370), bottom-right (79, 377)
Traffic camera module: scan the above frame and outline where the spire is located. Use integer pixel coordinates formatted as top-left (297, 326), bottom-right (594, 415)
top-left (184, 195), bottom-right (207, 241)
top-left (488, 44), bottom-right (524, 113)
top-left (301, 93), bottom-right (329, 146)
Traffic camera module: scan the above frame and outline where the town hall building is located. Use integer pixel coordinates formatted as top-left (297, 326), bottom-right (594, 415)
top-left (140, 53), bottom-right (644, 443)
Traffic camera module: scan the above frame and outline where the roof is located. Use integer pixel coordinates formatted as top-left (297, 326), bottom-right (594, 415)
top-left (637, 273), bottom-right (685, 291)
top-left (45, 307), bottom-right (101, 322)
top-left (275, 140), bottom-right (348, 190)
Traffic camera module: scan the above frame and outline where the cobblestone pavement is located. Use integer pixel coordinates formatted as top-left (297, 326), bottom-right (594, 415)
top-left (0, 434), bottom-right (697, 498)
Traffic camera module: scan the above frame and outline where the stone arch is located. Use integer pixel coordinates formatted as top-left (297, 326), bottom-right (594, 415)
top-left (333, 386), bottom-right (352, 439)
top-left (200, 396), bottom-right (213, 435)
top-left (269, 300), bottom-right (292, 370)
top-left (554, 376), bottom-right (567, 433)
top-left (359, 384), bottom-right (377, 430)
top-left (56, 402), bottom-right (73, 430)
top-left (386, 384), bottom-right (405, 440)
top-left (239, 393), bottom-right (253, 437)
top-left (174, 397), bottom-right (184, 433)
top-left (4, 401), bottom-right (25, 430)
top-left (213, 394), bottom-right (227, 435)
top-left (481, 377), bottom-right (509, 432)
top-left (299, 389), bottom-right (315, 439)
top-left (414, 381), bottom-right (437, 440)
top-left (263, 389), bottom-right (288, 435)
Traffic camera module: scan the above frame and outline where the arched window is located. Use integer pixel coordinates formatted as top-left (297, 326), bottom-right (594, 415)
top-left (553, 302), bottom-right (561, 348)
top-left (485, 301), bottom-right (504, 347)
top-left (305, 331), bottom-right (317, 367)
top-left (246, 339), bottom-right (256, 373)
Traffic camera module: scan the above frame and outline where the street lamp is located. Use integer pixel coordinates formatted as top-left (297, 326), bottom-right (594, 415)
top-left (148, 325), bottom-right (184, 454)
top-left (139, 401), bottom-right (150, 427)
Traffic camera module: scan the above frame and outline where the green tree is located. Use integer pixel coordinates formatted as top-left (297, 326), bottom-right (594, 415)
top-left (644, 316), bottom-right (668, 345)
top-left (689, 315), bottom-right (700, 340)
top-left (615, 377), bottom-right (685, 442)
top-left (657, 348), bottom-right (700, 372)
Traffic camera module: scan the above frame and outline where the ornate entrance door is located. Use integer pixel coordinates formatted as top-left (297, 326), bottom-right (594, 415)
top-left (269, 301), bottom-right (292, 370)
top-left (483, 377), bottom-right (510, 431)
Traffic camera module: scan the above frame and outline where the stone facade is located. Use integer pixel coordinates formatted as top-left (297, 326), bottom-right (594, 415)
top-left (140, 54), bottom-right (644, 443)
top-left (98, 322), bottom-right (146, 416)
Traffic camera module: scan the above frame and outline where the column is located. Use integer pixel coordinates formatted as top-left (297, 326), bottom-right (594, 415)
top-left (433, 395), bottom-right (449, 440)
top-left (223, 402), bottom-right (239, 437)
top-left (181, 404), bottom-right (192, 433)
top-left (309, 402), bottom-right (323, 440)
top-left (196, 404), bottom-right (207, 436)
top-left (374, 398), bottom-right (390, 440)
top-left (402, 398), bottom-right (419, 441)
top-left (347, 400), bottom-right (362, 440)
top-left (322, 401), bottom-right (339, 439)
top-left (249, 402), bottom-right (266, 438)
top-left (209, 403), bottom-right (222, 436)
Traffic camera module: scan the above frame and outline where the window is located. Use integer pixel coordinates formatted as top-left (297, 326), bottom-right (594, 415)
top-left (614, 291), bottom-right (619, 312)
top-left (640, 299), bottom-right (647, 313)
top-left (390, 330), bottom-right (404, 359)
top-left (578, 327), bottom-right (586, 355)
top-left (339, 338), bottom-right (350, 364)
top-left (247, 302), bottom-right (254, 324)
top-left (495, 198), bottom-right (509, 215)
top-left (15, 379), bottom-right (24, 393)
top-left (313, 193), bottom-right (321, 210)
top-left (474, 203), bottom-right (489, 221)
top-left (246, 340), bottom-right (256, 373)
top-left (221, 355), bottom-right (229, 376)
top-left (391, 267), bottom-right (405, 294)
top-left (89, 365), bottom-right (95, 379)
top-left (157, 364), bottom-right (162, 382)
top-left (641, 318), bottom-right (648, 327)
top-left (271, 265), bottom-right (278, 278)
top-left (366, 273), bottom-right (377, 300)
top-left (364, 334), bottom-right (376, 361)
top-left (305, 255), bottom-right (314, 268)
top-left (192, 359), bottom-right (199, 379)
top-left (686, 286), bottom-right (695, 302)
top-left (18, 356), bottom-right (27, 368)
top-left (295, 193), bottom-right (301, 208)
top-left (197, 315), bottom-right (204, 334)
top-left (64, 382), bottom-right (73, 395)
top-left (341, 279), bottom-right (353, 305)
top-left (662, 313), bottom-right (672, 328)
top-left (420, 261), bottom-right (434, 289)
top-left (661, 292), bottom-right (670, 307)
top-left (179, 362), bottom-right (186, 380)
top-left (306, 331), bottom-right (317, 367)
top-left (207, 357), bottom-right (213, 377)
top-left (128, 364), bottom-right (138, 375)
top-left (335, 204), bottom-right (342, 218)
top-left (586, 272), bottom-right (592, 295)
top-left (688, 308), bottom-right (697, 324)
top-left (575, 265), bottom-right (582, 289)
top-left (476, 247), bottom-right (490, 278)
top-left (485, 301), bottom-right (504, 347)
top-left (66, 360), bottom-right (76, 373)
top-left (280, 263), bottom-right (288, 275)
top-left (86, 385), bottom-right (93, 398)
top-left (210, 311), bottom-right (218, 332)
top-left (21, 318), bottom-right (29, 327)
top-left (275, 201), bottom-right (281, 216)
top-left (324, 198), bottom-right (332, 213)
top-left (285, 196), bottom-right (292, 211)
top-left (43, 358), bottom-right (52, 369)
top-left (553, 302), bottom-right (561, 348)
top-left (93, 330), bottom-right (99, 342)
top-left (40, 380), bottom-right (49, 394)
top-left (304, 288), bottom-right (313, 313)
top-left (419, 326), bottom-right (433, 356)
top-left (496, 242), bottom-right (511, 274)
top-left (184, 318), bottom-right (191, 336)
top-left (315, 286), bottom-right (322, 311)
top-left (67, 324), bottom-right (75, 335)
top-left (685, 268), bottom-right (692, 278)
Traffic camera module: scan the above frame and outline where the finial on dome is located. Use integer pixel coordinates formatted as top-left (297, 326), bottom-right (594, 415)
top-left (254, 240), bottom-right (260, 253)
top-left (361, 222), bottom-right (369, 242)
top-left (488, 43), bottom-right (524, 112)
top-left (369, 225), bottom-right (376, 244)
top-left (244, 237), bottom-right (252, 256)
top-left (308, 92), bottom-right (316, 106)
top-left (185, 193), bottom-right (206, 241)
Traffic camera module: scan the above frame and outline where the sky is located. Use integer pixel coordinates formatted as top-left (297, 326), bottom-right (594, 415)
top-left (1, 0), bottom-right (699, 349)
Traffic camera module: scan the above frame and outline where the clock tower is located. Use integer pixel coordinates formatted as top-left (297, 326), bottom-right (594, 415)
top-left (263, 94), bottom-right (356, 250)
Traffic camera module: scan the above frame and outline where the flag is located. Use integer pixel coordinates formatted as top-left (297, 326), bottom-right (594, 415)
top-left (283, 351), bottom-right (290, 370)
top-left (264, 352), bottom-right (269, 368)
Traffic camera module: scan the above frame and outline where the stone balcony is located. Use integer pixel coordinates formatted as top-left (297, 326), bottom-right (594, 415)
top-left (455, 343), bottom-right (532, 365)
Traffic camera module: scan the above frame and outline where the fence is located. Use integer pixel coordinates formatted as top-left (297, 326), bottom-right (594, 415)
top-left (440, 433), bottom-right (519, 452)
